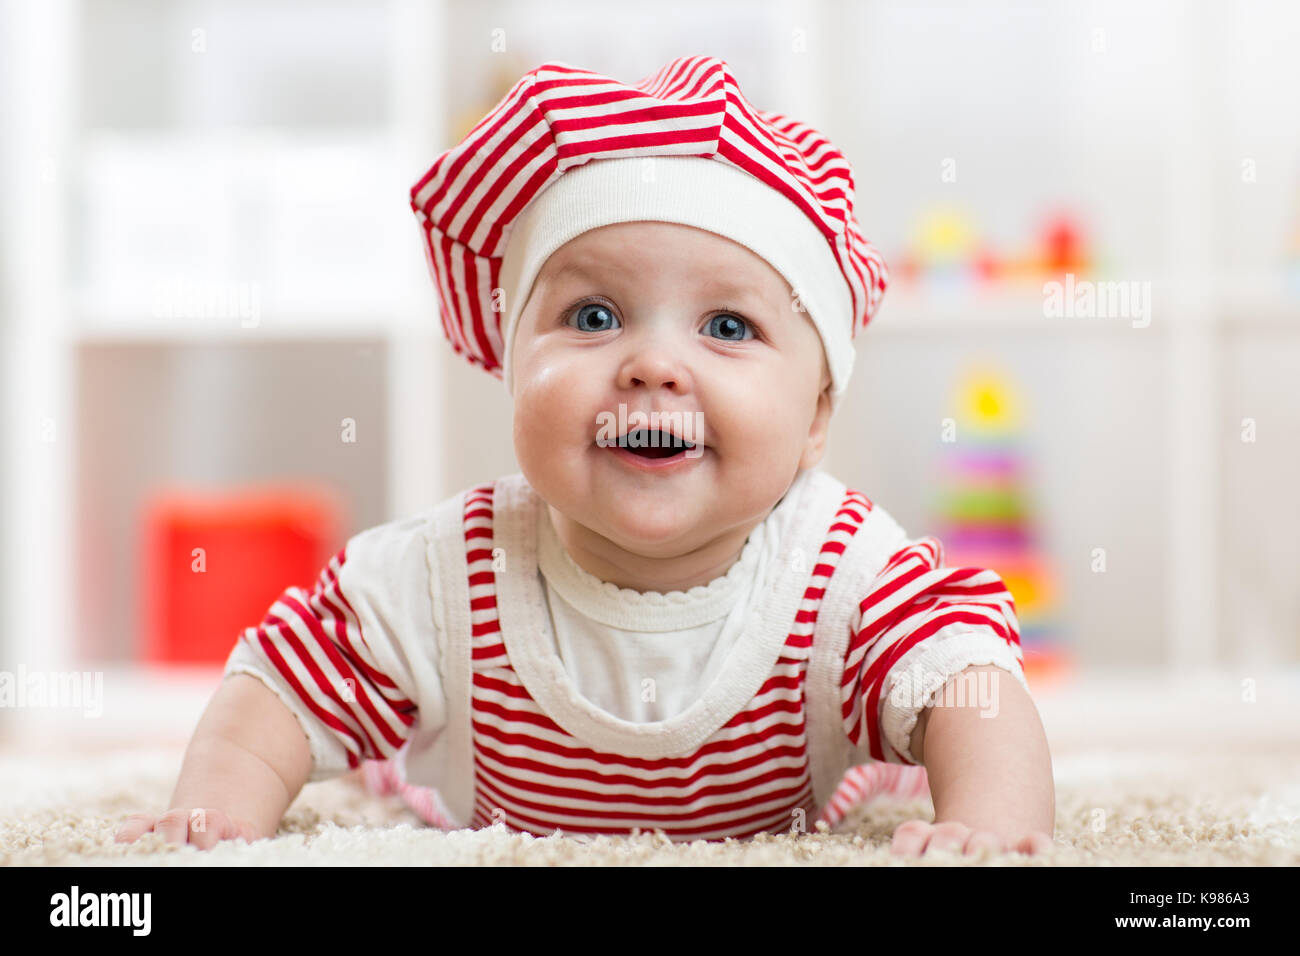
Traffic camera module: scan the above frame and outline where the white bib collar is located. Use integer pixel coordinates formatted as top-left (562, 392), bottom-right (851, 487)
top-left (490, 467), bottom-right (845, 757)
top-left (536, 497), bottom-right (774, 631)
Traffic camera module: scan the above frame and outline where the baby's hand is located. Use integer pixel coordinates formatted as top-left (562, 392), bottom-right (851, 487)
top-left (114, 808), bottom-right (259, 851)
top-left (889, 819), bottom-right (1052, 858)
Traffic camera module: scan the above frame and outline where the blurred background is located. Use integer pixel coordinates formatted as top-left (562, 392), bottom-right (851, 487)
top-left (1, 0), bottom-right (1297, 750)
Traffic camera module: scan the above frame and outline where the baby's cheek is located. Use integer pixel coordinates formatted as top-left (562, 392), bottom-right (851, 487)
top-left (738, 398), bottom-right (802, 446)
top-left (515, 376), bottom-right (589, 456)
top-left (514, 370), bottom-right (566, 426)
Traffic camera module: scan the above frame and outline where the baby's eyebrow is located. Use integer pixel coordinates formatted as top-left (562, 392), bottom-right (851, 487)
top-left (703, 277), bottom-right (767, 303)
top-left (545, 260), bottom-right (775, 311)
top-left (545, 259), bottom-right (601, 286)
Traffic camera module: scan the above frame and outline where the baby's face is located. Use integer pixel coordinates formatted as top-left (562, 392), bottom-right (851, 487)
top-left (511, 220), bottom-right (832, 563)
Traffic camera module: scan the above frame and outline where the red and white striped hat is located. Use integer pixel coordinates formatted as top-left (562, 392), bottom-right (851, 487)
top-left (409, 55), bottom-right (888, 406)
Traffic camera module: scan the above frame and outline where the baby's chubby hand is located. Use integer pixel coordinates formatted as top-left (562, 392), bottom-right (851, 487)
top-left (114, 808), bottom-right (259, 851)
top-left (890, 818), bottom-right (1053, 858)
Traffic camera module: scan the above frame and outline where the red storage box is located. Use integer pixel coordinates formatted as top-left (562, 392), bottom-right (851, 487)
top-left (139, 484), bottom-right (347, 666)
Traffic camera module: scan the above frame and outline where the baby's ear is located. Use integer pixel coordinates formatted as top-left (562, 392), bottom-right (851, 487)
top-left (800, 382), bottom-right (834, 470)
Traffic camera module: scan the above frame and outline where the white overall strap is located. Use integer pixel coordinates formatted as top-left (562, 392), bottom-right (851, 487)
top-left (425, 481), bottom-right (488, 828)
top-left (805, 476), bottom-right (911, 812)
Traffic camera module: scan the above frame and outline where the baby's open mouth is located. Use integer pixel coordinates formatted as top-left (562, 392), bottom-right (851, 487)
top-left (615, 428), bottom-right (698, 459)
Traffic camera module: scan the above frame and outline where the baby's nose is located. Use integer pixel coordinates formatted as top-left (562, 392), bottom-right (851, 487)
top-left (621, 357), bottom-right (682, 391)
top-left (617, 338), bottom-right (687, 391)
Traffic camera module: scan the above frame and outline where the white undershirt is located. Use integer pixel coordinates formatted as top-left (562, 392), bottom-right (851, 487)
top-left (536, 491), bottom-right (796, 723)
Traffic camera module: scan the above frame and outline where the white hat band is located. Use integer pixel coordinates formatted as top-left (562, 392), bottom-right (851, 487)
top-left (498, 155), bottom-right (855, 406)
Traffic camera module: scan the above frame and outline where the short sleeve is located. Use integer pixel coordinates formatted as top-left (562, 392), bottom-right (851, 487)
top-left (839, 535), bottom-right (1028, 766)
top-left (222, 515), bottom-right (441, 783)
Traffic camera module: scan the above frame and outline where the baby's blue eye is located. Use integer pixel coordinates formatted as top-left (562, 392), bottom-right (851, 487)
top-left (570, 303), bottom-right (620, 332)
top-left (706, 313), bottom-right (754, 341)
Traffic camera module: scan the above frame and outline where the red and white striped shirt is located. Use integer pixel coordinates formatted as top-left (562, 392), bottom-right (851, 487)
top-left (224, 467), bottom-right (1026, 839)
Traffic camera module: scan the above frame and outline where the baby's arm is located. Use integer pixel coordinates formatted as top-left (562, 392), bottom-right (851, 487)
top-left (842, 533), bottom-right (1055, 856)
top-left (892, 663), bottom-right (1054, 856)
top-left (169, 673), bottom-right (312, 839)
top-left (118, 517), bottom-right (440, 851)
top-left (116, 673), bottom-right (312, 848)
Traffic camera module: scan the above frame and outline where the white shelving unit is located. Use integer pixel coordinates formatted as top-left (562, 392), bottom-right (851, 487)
top-left (3, 0), bottom-right (78, 684)
top-left (1, 0), bottom-right (447, 690)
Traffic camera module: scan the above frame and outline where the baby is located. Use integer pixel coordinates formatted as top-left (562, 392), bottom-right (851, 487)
top-left (117, 56), bottom-right (1054, 857)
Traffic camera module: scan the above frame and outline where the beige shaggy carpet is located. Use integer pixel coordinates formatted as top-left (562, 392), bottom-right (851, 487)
top-left (3, 671), bottom-right (1299, 866)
